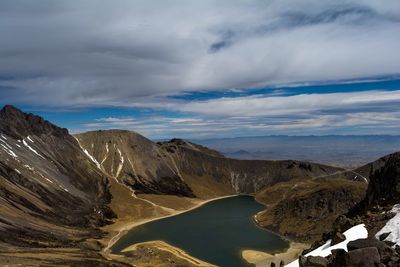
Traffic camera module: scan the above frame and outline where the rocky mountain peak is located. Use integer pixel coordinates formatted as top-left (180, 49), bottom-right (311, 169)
top-left (0, 105), bottom-right (69, 139)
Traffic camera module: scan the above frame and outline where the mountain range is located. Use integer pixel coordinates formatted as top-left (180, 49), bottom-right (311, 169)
top-left (0, 105), bottom-right (399, 266)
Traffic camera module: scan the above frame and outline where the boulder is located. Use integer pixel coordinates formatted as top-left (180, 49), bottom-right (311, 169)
top-left (347, 237), bottom-right (395, 262)
top-left (345, 247), bottom-right (381, 266)
top-left (329, 249), bottom-right (347, 267)
top-left (299, 255), bottom-right (328, 267)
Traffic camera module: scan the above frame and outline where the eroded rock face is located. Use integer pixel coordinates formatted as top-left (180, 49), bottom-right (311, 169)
top-left (75, 130), bottom-right (195, 197)
top-left (0, 105), bottom-right (115, 248)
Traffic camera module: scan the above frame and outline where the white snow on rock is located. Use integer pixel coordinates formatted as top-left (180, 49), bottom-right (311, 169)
top-left (0, 134), bottom-right (7, 140)
top-left (376, 204), bottom-right (400, 246)
top-left (1, 143), bottom-right (18, 158)
top-left (27, 136), bottom-right (34, 143)
top-left (74, 137), bottom-right (101, 169)
top-left (115, 148), bottom-right (124, 178)
top-left (24, 164), bottom-right (35, 171)
top-left (22, 139), bottom-right (45, 159)
top-left (14, 169), bottom-right (21, 174)
top-left (285, 224), bottom-right (368, 267)
top-left (101, 142), bottom-right (109, 166)
top-left (83, 148), bottom-right (101, 169)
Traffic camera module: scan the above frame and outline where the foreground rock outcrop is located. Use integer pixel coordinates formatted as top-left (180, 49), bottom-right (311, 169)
top-left (299, 237), bottom-right (400, 267)
top-left (296, 151), bottom-right (400, 266)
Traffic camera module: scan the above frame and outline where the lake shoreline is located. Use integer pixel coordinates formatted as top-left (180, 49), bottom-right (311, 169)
top-left (244, 198), bottom-right (310, 266)
top-left (121, 240), bottom-right (217, 266)
top-left (103, 194), bottom-right (239, 254)
top-left (242, 241), bottom-right (309, 267)
top-left (103, 193), bottom-right (303, 266)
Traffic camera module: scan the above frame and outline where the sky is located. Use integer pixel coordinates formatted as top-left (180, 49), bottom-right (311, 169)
top-left (0, 0), bottom-right (400, 139)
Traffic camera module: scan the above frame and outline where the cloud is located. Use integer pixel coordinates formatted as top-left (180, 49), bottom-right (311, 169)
top-left (73, 90), bottom-right (400, 139)
top-left (0, 0), bottom-right (399, 107)
top-left (172, 90), bottom-right (400, 117)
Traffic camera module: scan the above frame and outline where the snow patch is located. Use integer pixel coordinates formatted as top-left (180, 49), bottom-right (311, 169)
top-left (24, 164), bottom-right (35, 171)
top-left (376, 204), bottom-right (400, 246)
top-left (14, 169), bottom-right (21, 174)
top-left (22, 139), bottom-right (45, 159)
top-left (285, 224), bottom-right (368, 267)
top-left (101, 142), bottom-right (109, 165)
top-left (0, 134), bottom-right (7, 140)
top-left (115, 148), bottom-right (124, 178)
top-left (44, 177), bottom-right (54, 184)
top-left (230, 172), bottom-right (240, 192)
top-left (27, 136), bottom-right (34, 143)
top-left (127, 157), bottom-right (136, 173)
top-left (82, 148), bottom-right (102, 169)
top-left (60, 186), bottom-right (69, 192)
top-left (1, 143), bottom-right (18, 158)
top-left (74, 137), bottom-right (101, 169)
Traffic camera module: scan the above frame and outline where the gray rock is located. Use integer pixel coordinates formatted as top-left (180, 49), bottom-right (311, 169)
top-left (347, 237), bottom-right (395, 260)
top-left (380, 232), bottom-right (391, 241)
top-left (345, 247), bottom-right (381, 266)
top-left (331, 232), bottom-right (346, 245)
top-left (299, 255), bottom-right (327, 267)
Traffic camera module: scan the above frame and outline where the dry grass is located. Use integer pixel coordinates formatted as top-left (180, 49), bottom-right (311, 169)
top-left (255, 179), bottom-right (367, 242)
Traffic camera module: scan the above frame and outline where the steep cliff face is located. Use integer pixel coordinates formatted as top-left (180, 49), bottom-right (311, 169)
top-left (0, 106), bottom-right (114, 256)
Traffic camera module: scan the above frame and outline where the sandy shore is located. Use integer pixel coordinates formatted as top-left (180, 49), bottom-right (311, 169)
top-left (242, 242), bottom-right (309, 267)
top-left (103, 194), bottom-right (238, 253)
top-left (122, 240), bottom-right (216, 266)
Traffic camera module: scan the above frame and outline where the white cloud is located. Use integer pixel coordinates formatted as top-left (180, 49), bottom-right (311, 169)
top-left (175, 90), bottom-right (400, 117)
top-left (77, 90), bottom-right (400, 138)
top-left (0, 0), bottom-right (399, 106)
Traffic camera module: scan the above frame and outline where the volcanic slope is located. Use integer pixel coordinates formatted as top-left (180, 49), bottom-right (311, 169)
top-left (76, 131), bottom-right (342, 200)
top-left (0, 105), bottom-right (124, 266)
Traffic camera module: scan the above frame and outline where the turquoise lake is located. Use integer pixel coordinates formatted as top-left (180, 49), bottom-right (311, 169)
top-left (111, 195), bottom-right (288, 267)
